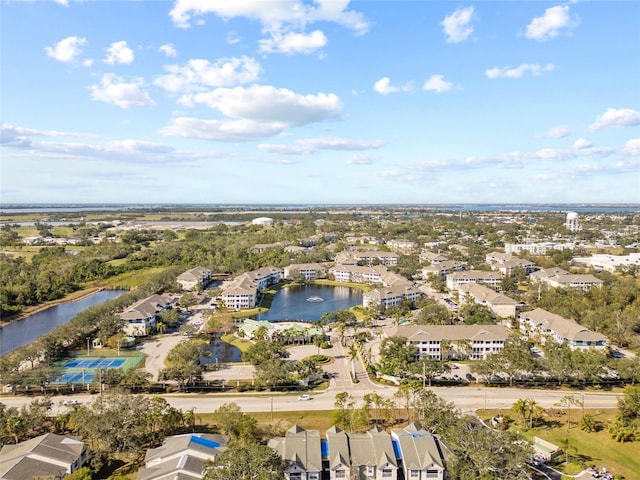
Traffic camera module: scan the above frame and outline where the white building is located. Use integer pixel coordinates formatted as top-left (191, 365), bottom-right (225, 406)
top-left (177, 266), bottom-right (212, 291)
top-left (384, 324), bottom-right (510, 361)
top-left (519, 308), bottom-right (607, 350)
top-left (446, 270), bottom-right (504, 290)
top-left (566, 211), bottom-right (579, 232)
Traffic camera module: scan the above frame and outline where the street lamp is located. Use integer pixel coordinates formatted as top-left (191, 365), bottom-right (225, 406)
top-left (86, 337), bottom-right (90, 357)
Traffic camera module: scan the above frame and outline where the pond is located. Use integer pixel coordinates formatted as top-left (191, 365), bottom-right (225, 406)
top-left (257, 284), bottom-right (363, 322)
top-left (0, 290), bottom-right (127, 356)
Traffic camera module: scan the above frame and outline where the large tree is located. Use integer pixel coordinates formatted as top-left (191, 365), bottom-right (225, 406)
top-left (205, 441), bottom-right (285, 480)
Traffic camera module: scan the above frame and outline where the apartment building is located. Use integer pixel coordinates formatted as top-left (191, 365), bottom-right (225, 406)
top-left (456, 283), bottom-right (518, 318)
top-left (119, 294), bottom-right (174, 336)
top-left (445, 270), bottom-right (504, 290)
top-left (384, 324), bottom-right (510, 361)
top-left (519, 308), bottom-right (607, 350)
top-left (177, 266), bottom-right (212, 291)
top-left (363, 284), bottom-right (422, 310)
top-left (283, 263), bottom-right (327, 281)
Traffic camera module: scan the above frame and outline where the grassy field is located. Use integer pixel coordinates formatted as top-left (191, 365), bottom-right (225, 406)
top-left (478, 408), bottom-right (638, 479)
top-left (220, 333), bottom-right (253, 353)
top-left (97, 267), bottom-right (169, 289)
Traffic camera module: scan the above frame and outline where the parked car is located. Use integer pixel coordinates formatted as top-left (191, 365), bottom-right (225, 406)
top-left (466, 373), bottom-right (476, 381)
top-left (298, 394), bottom-right (312, 401)
top-left (63, 399), bottom-right (81, 406)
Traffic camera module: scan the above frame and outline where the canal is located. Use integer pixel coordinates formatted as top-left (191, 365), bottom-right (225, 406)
top-left (0, 290), bottom-right (127, 356)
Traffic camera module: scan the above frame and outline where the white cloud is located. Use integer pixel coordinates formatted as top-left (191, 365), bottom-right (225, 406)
top-left (82, 59), bottom-right (94, 67)
top-left (169, 0), bottom-right (370, 33)
top-left (423, 74), bottom-right (453, 93)
top-left (45, 36), bottom-right (86, 63)
top-left (227, 31), bottom-right (241, 45)
top-left (347, 154), bottom-right (378, 165)
top-left (54, 0), bottom-right (69, 6)
top-left (573, 138), bottom-right (592, 149)
top-left (159, 43), bottom-right (177, 57)
top-left (541, 125), bottom-right (571, 138)
top-left (154, 56), bottom-right (261, 93)
top-left (260, 137), bottom-right (384, 154)
top-left (588, 108), bottom-right (640, 132)
top-left (159, 117), bottom-right (284, 142)
top-left (104, 41), bottom-right (134, 64)
top-left (89, 74), bottom-right (155, 109)
top-left (441, 6), bottom-right (474, 43)
top-left (485, 63), bottom-right (554, 79)
top-left (259, 30), bottom-right (327, 55)
top-left (179, 85), bottom-right (342, 127)
top-left (526, 5), bottom-right (578, 41)
top-left (622, 139), bottom-right (640, 156)
top-left (373, 77), bottom-right (410, 95)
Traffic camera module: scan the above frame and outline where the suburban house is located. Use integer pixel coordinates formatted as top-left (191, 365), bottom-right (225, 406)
top-left (421, 260), bottom-right (466, 279)
top-left (177, 266), bottom-right (212, 291)
top-left (269, 425), bottom-right (449, 480)
top-left (268, 425), bottom-right (322, 480)
top-left (485, 252), bottom-right (537, 277)
top-left (529, 268), bottom-right (603, 290)
top-left (383, 324), bottom-right (511, 361)
top-left (445, 270), bottom-right (504, 290)
top-left (456, 283), bottom-right (518, 318)
top-left (137, 433), bottom-right (228, 480)
top-left (363, 284), bottom-right (422, 311)
top-left (283, 263), bottom-right (328, 281)
top-left (348, 427), bottom-right (399, 480)
top-left (119, 294), bottom-right (174, 336)
top-left (391, 423), bottom-right (449, 480)
top-left (0, 433), bottom-right (87, 480)
top-left (221, 266), bottom-right (281, 310)
top-left (519, 308), bottom-right (608, 350)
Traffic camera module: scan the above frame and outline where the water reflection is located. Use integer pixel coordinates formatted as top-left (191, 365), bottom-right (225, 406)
top-left (258, 284), bottom-right (362, 322)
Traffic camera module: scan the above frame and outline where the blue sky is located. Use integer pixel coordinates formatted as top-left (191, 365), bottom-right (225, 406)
top-left (1, 0), bottom-right (639, 204)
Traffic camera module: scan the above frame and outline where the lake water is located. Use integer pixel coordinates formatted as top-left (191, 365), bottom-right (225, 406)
top-left (257, 284), bottom-right (363, 322)
top-left (0, 290), bottom-right (126, 356)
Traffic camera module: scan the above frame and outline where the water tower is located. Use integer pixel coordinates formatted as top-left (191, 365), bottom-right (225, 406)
top-left (565, 211), bottom-right (579, 232)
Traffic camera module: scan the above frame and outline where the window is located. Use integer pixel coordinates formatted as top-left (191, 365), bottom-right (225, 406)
top-left (382, 469), bottom-right (393, 478)
top-left (336, 470), bottom-right (346, 479)
top-left (410, 470), bottom-right (420, 478)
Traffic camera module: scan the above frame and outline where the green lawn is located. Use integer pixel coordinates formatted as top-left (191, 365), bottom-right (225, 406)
top-left (480, 408), bottom-right (639, 479)
top-left (97, 267), bottom-right (169, 289)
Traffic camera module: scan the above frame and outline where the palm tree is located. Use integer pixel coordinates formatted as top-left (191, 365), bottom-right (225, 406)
top-left (156, 321), bottom-right (167, 335)
top-left (348, 343), bottom-right (359, 382)
top-left (440, 339), bottom-right (452, 361)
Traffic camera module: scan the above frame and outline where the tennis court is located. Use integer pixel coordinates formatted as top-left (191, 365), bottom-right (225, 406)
top-left (64, 358), bottom-right (126, 369)
top-left (53, 354), bottom-right (143, 384)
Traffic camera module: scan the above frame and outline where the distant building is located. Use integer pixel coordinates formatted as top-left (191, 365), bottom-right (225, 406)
top-left (565, 211), bottom-right (579, 232)
top-left (504, 242), bottom-right (574, 255)
top-left (283, 263), bottom-right (327, 281)
top-left (221, 266), bottom-right (281, 310)
top-left (572, 253), bottom-right (640, 273)
top-left (446, 270), bottom-right (504, 290)
top-left (252, 217), bottom-right (274, 226)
